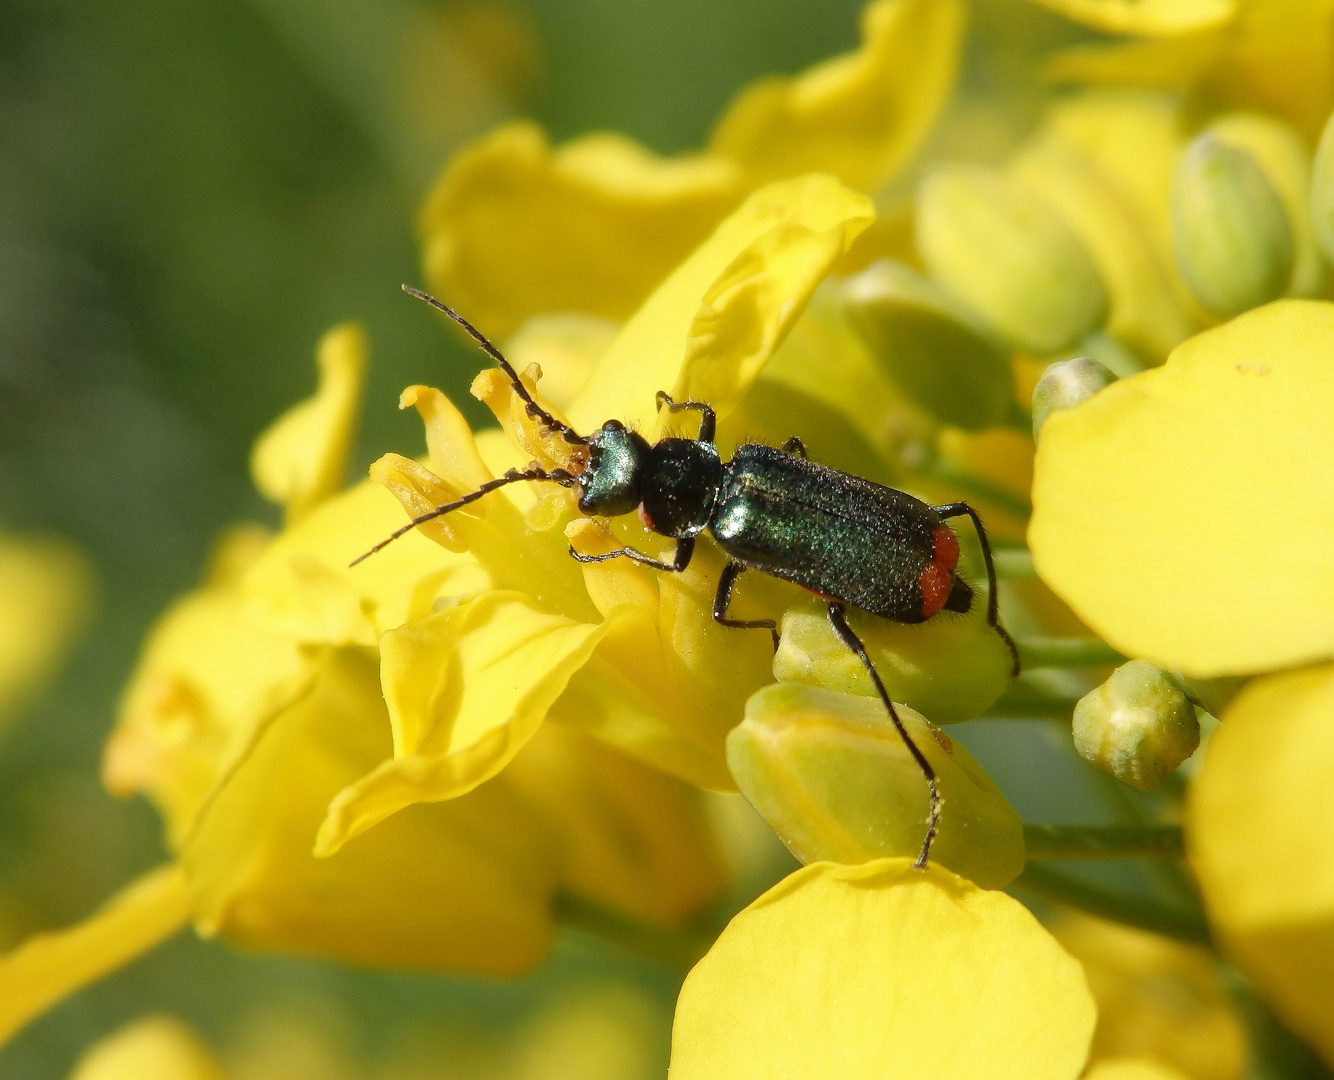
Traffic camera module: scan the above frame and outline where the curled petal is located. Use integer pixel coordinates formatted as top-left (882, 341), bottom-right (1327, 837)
top-left (669, 859), bottom-right (1095, 1079)
top-left (315, 592), bottom-right (611, 855)
top-left (251, 324), bottom-right (366, 524)
top-left (710, 0), bottom-right (964, 192)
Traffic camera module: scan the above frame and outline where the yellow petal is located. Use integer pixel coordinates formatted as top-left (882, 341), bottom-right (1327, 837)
top-left (242, 478), bottom-right (487, 647)
top-left (728, 683), bottom-right (1025, 888)
top-left (419, 121), bottom-right (744, 339)
top-left (504, 721), bottom-right (725, 926)
top-left (1084, 1060), bottom-right (1194, 1080)
top-left (669, 859), bottom-right (1095, 1079)
top-left (1029, 300), bottom-right (1334, 676)
top-left (0, 865), bottom-right (190, 1049)
top-left (182, 647), bottom-right (558, 975)
top-left (709, 0), bottom-right (964, 192)
top-left (1024, 0), bottom-right (1237, 35)
top-left (315, 592), bottom-right (609, 854)
top-left (568, 174), bottom-right (874, 433)
top-left (68, 1016), bottom-right (226, 1080)
top-left (251, 324), bottom-right (366, 524)
top-left (504, 314), bottom-right (619, 411)
top-left (108, 535), bottom-right (306, 846)
top-left (1188, 663), bottom-right (1334, 1065)
top-left (0, 531), bottom-right (90, 733)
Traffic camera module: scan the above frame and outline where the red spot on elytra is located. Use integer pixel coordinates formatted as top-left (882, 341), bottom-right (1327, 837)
top-left (919, 525), bottom-right (961, 618)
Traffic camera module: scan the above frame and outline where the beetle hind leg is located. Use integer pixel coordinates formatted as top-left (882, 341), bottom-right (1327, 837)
top-left (713, 561), bottom-right (780, 652)
top-left (932, 502), bottom-right (1020, 677)
top-left (826, 601), bottom-right (941, 869)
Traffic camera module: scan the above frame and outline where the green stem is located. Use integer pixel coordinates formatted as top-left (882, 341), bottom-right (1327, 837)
top-left (990, 546), bottom-right (1034, 579)
top-left (1024, 823), bottom-right (1183, 860)
top-left (984, 680), bottom-right (1080, 719)
top-left (1011, 863), bottom-right (1211, 945)
top-left (1016, 636), bottom-right (1126, 670)
top-left (554, 894), bottom-right (715, 969)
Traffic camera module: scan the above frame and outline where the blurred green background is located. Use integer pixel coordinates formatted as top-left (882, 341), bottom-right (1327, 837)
top-left (0, 1), bottom-right (1114, 1076)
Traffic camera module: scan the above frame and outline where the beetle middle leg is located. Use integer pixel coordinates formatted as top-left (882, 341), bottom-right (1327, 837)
top-left (656, 391), bottom-right (716, 443)
top-left (712, 561), bottom-right (780, 651)
top-left (826, 601), bottom-right (941, 869)
top-left (569, 537), bottom-right (695, 573)
top-left (932, 501), bottom-right (1020, 677)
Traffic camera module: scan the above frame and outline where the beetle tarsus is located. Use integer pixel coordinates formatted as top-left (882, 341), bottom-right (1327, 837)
top-left (655, 391), bottom-right (717, 444)
top-left (826, 600), bottom-right (941, 867)
top-left (712, 560), bottom-right (780, 651)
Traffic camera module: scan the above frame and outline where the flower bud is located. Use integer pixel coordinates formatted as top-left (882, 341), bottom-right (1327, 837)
top-left (1031, 356), bottom-right (1116, 441)
top-left (1207, 112), bottom-right (1323, 297)
top-left (916, 165), bottom-right (1108, 353)
top-left (1072, 660), bottom-right (1199, 790)
top-left (1170, 135), bottom-right (1293, 317)
top-left (841, 260), bottom-right (1013, 431)
top-left (773, 596), bottom-right (1012, 723)
top-left (1312, 106), bottom-right (1334, 264)
top-left (727, 682), bottom-right (1026, 888)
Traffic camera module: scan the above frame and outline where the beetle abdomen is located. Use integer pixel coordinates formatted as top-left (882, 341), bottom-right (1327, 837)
top-left (711, 444), bottom-right (948, 623)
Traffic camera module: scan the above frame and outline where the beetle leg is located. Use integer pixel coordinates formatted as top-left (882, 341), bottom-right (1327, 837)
top-left (568, 536), bottom-right (695, 573)
top-left (780, 436), bottom-right (807, 458)
top-left (931, 502), bottom-right (1020, 677)
top-left (712, 561), bottom-right (780, 651)
top-left (655, 391), bottom-right (717, 444)
top-left (826, 601), bottom-right (940, 869)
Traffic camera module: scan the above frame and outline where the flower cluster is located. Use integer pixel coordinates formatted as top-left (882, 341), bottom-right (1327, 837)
top-left (6, 0), bottom-right (1334, 1076)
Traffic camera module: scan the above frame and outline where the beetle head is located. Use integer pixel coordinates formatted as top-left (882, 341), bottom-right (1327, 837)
top-left (577, 419), bottom-right (651, 517)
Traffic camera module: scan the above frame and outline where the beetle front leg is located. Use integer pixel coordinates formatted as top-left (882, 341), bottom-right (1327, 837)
top-left (826, 601), bottom-right (940, 869)
top-left (712, 561), bottom-right (780, 651)
top-left (656, 391), bottom-right (717, 444)
top-left (932, 501), bottom-right (1020, 676)
top-left (568, 536), bottom-right (695, 573)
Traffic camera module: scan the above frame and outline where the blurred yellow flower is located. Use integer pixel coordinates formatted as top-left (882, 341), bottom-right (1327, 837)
top-left (0, 530), bottom-right (91, 735)
top-left (67, 1015), bottom-right (226, 1080)
top-left (670, 859), bottom-right (1096, 1079)
top-left (419, 0), bottom-right (964, 339)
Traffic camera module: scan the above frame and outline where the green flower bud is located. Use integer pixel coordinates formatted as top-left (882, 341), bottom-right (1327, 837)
top-left (1072, 660), bottom-right (1199, 790)
top-left (1171, 135), bottom-right (1294, 317)
top-left (773, 596), bottom-right (1011, 723)
top-left (842, 260), bottom-right (1013, 431)
top-left (916, 165), bottom-right (1109, 353)
top-left (1312, 106), bottom-right (1334, 265)
top-left (1208, 112), bottom-right (1323, 297)
top-left (728, 682), bottom-right (1025, 888)
top-left (1031, 356), bottom-right (1116, 441)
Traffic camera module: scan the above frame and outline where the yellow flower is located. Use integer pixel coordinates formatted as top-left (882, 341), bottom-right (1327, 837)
top-left (1028, 300), bottom-right (1334, 1064)
top-left (418, 0), bottom-right (964, 339)
top-left (1042, 0), bottom-right (1334, 142)
top-left (670, 859), bottom-right (1096, 1079)
top-left (66, 1015), bottom-right (226, 1080)
top-left (0, 529), bottom-right (91, 736)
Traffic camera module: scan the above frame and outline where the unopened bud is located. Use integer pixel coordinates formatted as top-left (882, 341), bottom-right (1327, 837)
top-left (916, 165), bottom-right (1109, 353)
top-left (1171, 135), bottom-right (1293, 317)
top-left (728, 682), bottom-right (1025, 888)
top-left (773, 597), bottom-right (1012, 723)
top-left (842, 260), bottom-right (1013, 431)
top-left (1072, 660), bottom-right (1199, 790)
top-left (1031, 356), bottom-right (1116, 441)
top-left (1312, 106), bottom-right (1334, 265)
top-left (1208, 112), bottom-right (1323, 297)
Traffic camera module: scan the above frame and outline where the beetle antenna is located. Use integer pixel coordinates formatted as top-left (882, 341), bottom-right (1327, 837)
top-left (402, 285), bottom-right (587, 446)
top-left (349, 465), bottom-right (573, 567)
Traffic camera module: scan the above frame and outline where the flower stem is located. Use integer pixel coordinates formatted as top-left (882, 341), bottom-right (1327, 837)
top-left (554, 894), bottom-right (715, 969)
top-left (990, 546), bottom-right (1034, 579)
top-left (1023, 823), bottom-right (1183, 860)
top-left (984, 680), bottom-right (1081, 719)
top-left (1016, 636), bottom-right (1125, 669)
top-left (1011, 862), bottom-right (1210, 945)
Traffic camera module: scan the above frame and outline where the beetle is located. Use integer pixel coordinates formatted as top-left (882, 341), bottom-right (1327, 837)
top-left (355, 285), bottom-right (1020, 867)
